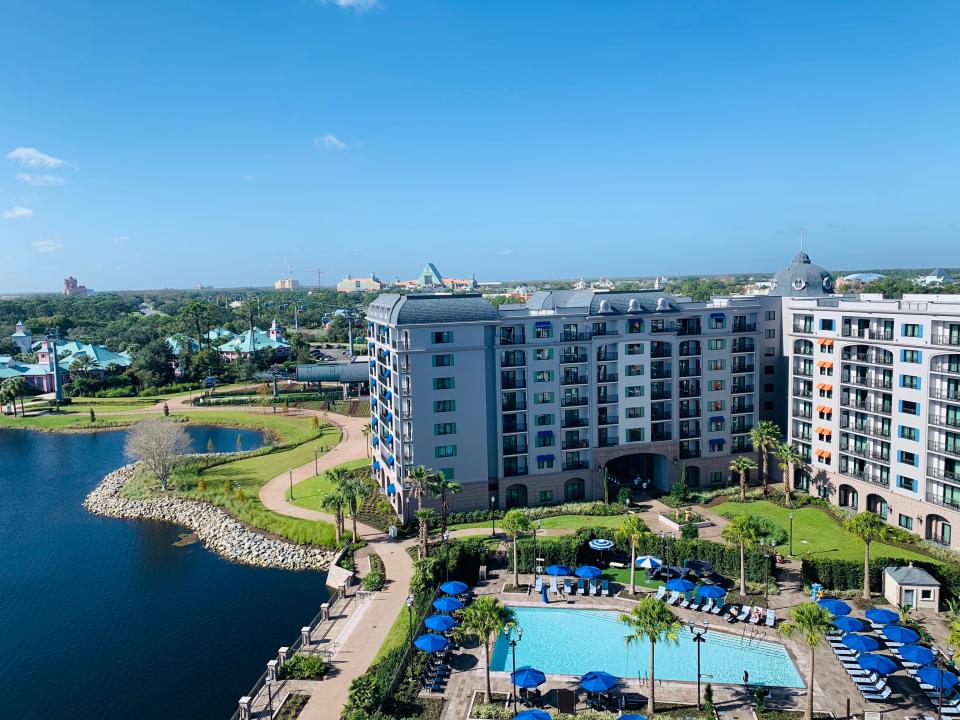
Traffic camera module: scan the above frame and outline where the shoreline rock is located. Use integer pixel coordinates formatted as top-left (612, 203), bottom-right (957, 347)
top-left (83, 463), bottom-right (335, 572)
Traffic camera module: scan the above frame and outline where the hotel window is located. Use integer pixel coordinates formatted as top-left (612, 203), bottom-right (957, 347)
top-left (900, 375), bottom-right (921, 390)
top-left (765, 347), bottom-right (776, 356)
top-left (435, 444), bottom-right (457, 458)
top-left (534, 392), bottom-right (554, 404)
top-left (625, 406), bottom-right (644, 419)
top-left (764, 383), bottom-right (775, 393)
top-left (765, 329), bottom-right (776, 339)
top-left (709, 315), bottom-right (726, 330)
top-left (625, 364), bottom-right (644, 376)
top-left (901, 323), bottom-right (923, 338)
top-left (440, 468), bottom-right (454, 480)
top-left (818, 364), bottom-right (833, 377)
top-left (710, 471), bottom-right (724, 484)
top-left (433, 377), bottom-right (455, 390)
top-left (626, 428), bottom-right (645, 442)
top-left (764, 365), bottom-right (775, 374)
top-left (534, 370), bottom-right (554, 383)
top-left (534, 348), bottom-right (554, 360)
top-left (765, 310), bottom-right (777, 321)
top-left (627, 319), bottom-right (644, 334)
top-left (434, 422), bottom-right (456, 436)
top-left (432, 331), bottom-right (454, 344)
top-left (433, 400), bottom-right (456, 413)
top-left (538, 489), bottom-right (554, 502)
top-left (816, 453), bottom-right (831, 466)
top-left (432, 354), bottom-right (454, 367)
top-left (709, 417), bottom-right (725, 432)
top-left (534, 322), bottom-right (553, 339)
top-left (625, 385), bottom-right (644, 398)
top-left (535, 432), bottom-right (555, 447)
top-left (763, 400), bottom-right (775, 411)
top-left (897, 475), bottom-right (917, 491)
top-left (625, 343), bottom-right (644, 355)
top-left (900, 400), bottom-right (920, 416)
top-left (820, 319), bottom-right (835, 331)
top-left (898, 450), bottom-right (918, 467)
top-left (709, 380), bottom-right (725, 391)
top-left (899, 514), bottom-right (913, 530)
top-left (709, 400), bottom-right (725, 411)
top-left (708, 339), bottom-right (726, 350)
top-left (708, 359), bottom-right (725, 371)
top-left (901, 349), bottom-right (922, 364)
top-left (535, 413), bottom-right (554, 426)
top-left (899, 425), bottom-right (919, 441)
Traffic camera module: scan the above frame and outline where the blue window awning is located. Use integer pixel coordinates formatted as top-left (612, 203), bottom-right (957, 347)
top-left (371, 417), bottom-right (378, 426)
top-left (710, 312), bottom-right (725, 320)
top-left (387, 483), bottom-right (397, 495)
top-left (383, 349), bottom-right (390, 358)
top-left (535, 321), bottom-right (552, 328)
top-left (383, 369), bottom-right (391, 378)
top-left (370, 379), bottom-right (376, 388)
top-left (372, 460), bottom-right (381, 470)
top-left (387, 433), bottom-right (394, 443)
top-left (369, 360), bottom-right (376, 368)
top-left (710, 415), bottom-right (724, 423)
top-left (371, 398), bottom-right (377, 408)
top-left (386, 412), bottom-right (393, 422)
top-left (536, 454), bottom-right (555, 462)
top-left (385, 390), bottom-right (392, 400)
top-left (372, 436), bottom-right (379, 446)
top-left (387, 455), bottom-right (395, 466)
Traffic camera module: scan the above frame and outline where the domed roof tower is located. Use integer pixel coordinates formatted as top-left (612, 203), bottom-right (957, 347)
top-left (769, 251), bottom-right (835, 297)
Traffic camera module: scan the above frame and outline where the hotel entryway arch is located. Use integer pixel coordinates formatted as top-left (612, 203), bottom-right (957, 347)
top-left (605, 452), bottom-right (670, 492)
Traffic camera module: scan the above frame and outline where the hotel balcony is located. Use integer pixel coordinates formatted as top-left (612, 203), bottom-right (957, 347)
top-left (840, 418), bottom-right (891, 439)
top-left (560, 352), bottom-right (589, 364)
top-left (792, 323), bottom-right (814, 334)
top-left (841, 374), bottom-right (893, 390)
top-left (931, 388), bottom-right (960, 402)
top-left (839, 443), bottom-right (890, 463)
top-left (502, 442), bottom-right (528, 457)
top-left (561, 396), bottom-right (588, 408)
top-left (731, 339), bottom-right (755, 353)
top-left (502, 418), bottom-right (527, 434)
top-left (502, 399), bottom-right (527, 412)
top-left (562, 331), bottom-right (593, 342)
top-left (930, 413), bottom-right (960, 429)
top-left (731, 382), bottom-right (755, 395)
top-left (928, 440), bottom-right (960, 459)
top-left (840, 397), bottom-right (891, 415)
top-left (561, 417), bottom-right (589, 429)
top-left (501, 377), bottom-right (526, 390)
top-left (931, 334), bottom-right (960, 346)
top-left (561, 373), bottom-right (589, 386)
top-left (732, 321), bottom-right (757, 333)
top-left (563, 460), bottom-right (591, 472)
top-left (596, 372), bottom-right (618, 384)
top-left (839, 465), bottom-right (890, 488)
top-left (926, 485), bottom-right (960, 512)
top-left (927, 465), bottom-right (960, 482)
top-left (562, 439), bottom-right (589, 450)
top-left (596, 348), bottom-right (618, 362)
top-left (597, 415), bottom-right (619, 426)
top-left (841, 327), bottom-right (895, 341)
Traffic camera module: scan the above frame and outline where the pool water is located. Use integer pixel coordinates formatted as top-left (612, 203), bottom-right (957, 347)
top-left (489, 606), bottom-right (804, 688)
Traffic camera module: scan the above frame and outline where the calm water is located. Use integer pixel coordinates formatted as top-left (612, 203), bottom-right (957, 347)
top-left (0, 426), bottom-right (329, 720)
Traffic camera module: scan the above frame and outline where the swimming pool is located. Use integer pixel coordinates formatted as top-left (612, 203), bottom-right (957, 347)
top-left (489, 606), bottom-right (804, 688)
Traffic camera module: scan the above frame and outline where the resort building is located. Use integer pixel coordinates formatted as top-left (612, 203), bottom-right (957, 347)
top-left (9, 321), bottom-right (32, 353)
top-left (1, 338), bottom-right (131, 392)
top-left (916, 268), bottom-right (955, 287)
top-left (274, 278), bottom-right (301, 290)
top-left (337, 273), bottom-right (384, 293)
top-left (62, 276), bottom-right (90, 296)
top-left (216, 320), bottom-right (290, 360)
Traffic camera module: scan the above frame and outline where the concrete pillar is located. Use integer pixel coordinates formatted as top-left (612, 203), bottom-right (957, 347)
top-left (321, 603), bottom-right (330, 621)
top-left (238, 697), bottom-right (252, 720)
top-left (301, 626), bottom-right (312, 647)
top-left (266, 660), bottom-right (279, 681)
top-left (278, 647), bottom-right (291, 663)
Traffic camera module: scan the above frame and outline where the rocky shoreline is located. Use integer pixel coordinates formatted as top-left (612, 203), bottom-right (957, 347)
top-left (83, 463), bottom-right (335, 572)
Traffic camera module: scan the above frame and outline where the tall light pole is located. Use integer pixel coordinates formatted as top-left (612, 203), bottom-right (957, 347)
top-left (689, 621), bottom-right (708, 709)
top-left (764, 539), bottom-right (777, 606)
top-left (789, 512), bottom-right (794, 556)
top-left (506, 625), bottom-right (523, 714)
top-left (289, 467), bottom-right (294, 501)
top-left (442, 530), bottom-right (450, 583)
top-left (315, 447), bottom-right (319, 476)
top-left (265, 676), bottom-right (274, 716)
top-left (490, 495), bottom-right (497, 538)
top-left (406, 594), bottom-right (415, 652)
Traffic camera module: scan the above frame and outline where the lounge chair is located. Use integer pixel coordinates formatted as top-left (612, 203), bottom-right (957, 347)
top-left (666, 591), bottom-right (681, 606)
top-left (749, 607), bottom-right (764, 625)
top-left (534, 576), bottom-right (543, 593)
top-left (654, 586), bottom-right (667, 601)
top-left (863, 686), bottom-right (892, 702)
top-left (726, 605), bottom-right (741, 623)
top-left (738, 605), bottom-right (752, 622)
top-left (765, 609), bottom-right (776, 627)
top-left (589, 578), bottom-right (598, 596)
top-left (700, 599), bottom-right (714, 614)
top-left (711, 601), bottom-right (724, 616)
top-left (577, 579), bottom-right (585, 595)
top-left (680, 593), bottom-right (692, 609)
top-left (550, 577), bottom-right (559, 596)
top-left (601, 579), bottom-right (610, 597)
top-left (563, 578), bottom-right (573, 596)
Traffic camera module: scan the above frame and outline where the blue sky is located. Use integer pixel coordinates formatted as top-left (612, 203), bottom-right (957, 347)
top-left (2, 1), bottom-right (959, 292)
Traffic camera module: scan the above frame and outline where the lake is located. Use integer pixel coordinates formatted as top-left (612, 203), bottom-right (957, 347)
top-left (0, 425), bottom-right (329, 720)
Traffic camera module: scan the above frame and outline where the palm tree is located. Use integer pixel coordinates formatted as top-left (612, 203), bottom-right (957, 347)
top-left (407, 465), bottom-right (432, 513)
top-left (341, 475), bottom-right (372, 542)
top-left (320, 486), bottom-right (348, 544)
top-left (843, 511), bottom-right (886, 600)
top-left (69, 352), bottom-right (98, 378)
top-left (500, 509), bottom-right (532, 588)
top-left (325, 465), bottom-right (352, 488)
top-left (458, 596), bottom-right (516, 703)
top-left (615, 514), bottom-right (649, 595)
top-left (721, 513), bottom-right (762, 596)
top-left (750, 420), bottom-right (781, 497)
top-left (619, 596), bottom-right (682, 716)
top-left (360, 423), bottom-right (371, 458)
top-left (415, 508), bottom-right (436, 558)
top-left (729, 455), bottom-right (757, 502)
top-left (774, 442), bottom-right (805, 508)
top-left (1, 377), bottom-right (26, 417)
top-left (427, 471), bottom-right (463, 531)
top-left (777, 602), bottom-right (833, 720)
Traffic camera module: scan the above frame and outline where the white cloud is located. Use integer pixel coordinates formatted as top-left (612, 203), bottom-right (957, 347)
top-left (496, 249), bottom-right (515, 256)
top-left (111, 235), bottom-right (129, 243)
top-left (241, 174), bottom-right (256, 182)
top-left (321, 0), bottom-right (379, 12)
top-left (2, 206), bottom-right (33, 220)
top-left (32, 239), bottom-right (63, 253)
top-left (6, 146), bottom-right (65, 168)
top-left (315, 133), bottom-right (347, 150)
top-left (17, 173), bottom-right (65, 186)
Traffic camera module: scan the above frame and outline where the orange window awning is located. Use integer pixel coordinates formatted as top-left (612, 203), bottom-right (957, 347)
top-left (816, 405), bottom-right (833, 414)
top-left (816, 449), bottom-right (832, 459)
top-left (816, 360), bottom-right (834, 368)
top-left (816, 383), bottom-right (833, 391)
top-left (817, 339), bottom-right (834, 347)
top-left (815, 427), bottom-right (833, 436)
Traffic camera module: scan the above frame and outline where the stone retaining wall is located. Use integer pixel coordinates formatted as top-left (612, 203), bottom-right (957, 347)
top-left (83, 463), bottom-right (335, 571)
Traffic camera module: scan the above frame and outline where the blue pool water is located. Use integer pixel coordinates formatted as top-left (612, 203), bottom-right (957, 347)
top-left (489, 606), bottom-right (804, 688)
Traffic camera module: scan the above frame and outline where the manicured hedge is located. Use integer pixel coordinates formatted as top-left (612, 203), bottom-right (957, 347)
top-left (440, 501), bottom-right (627, 529)
top-left (802, 556), bottom-right (960, 601)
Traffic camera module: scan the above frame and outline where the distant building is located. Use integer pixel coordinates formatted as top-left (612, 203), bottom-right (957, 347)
top-left (837, 273), bottom-right (886, 291)
top-left (392, 263), bottom-right (478, 291)
top-left (1, 338), bottom-right (131, 393)
top-left (275, 279), bottom-right (301, 290)
top-left (217, 319), bottom-right (291, 360)
top-left (10, 321), bottom-right (32, 353)
top-left (337, 273), bottom-right (384, 293)
top-left (917, 268), bottom-right (954, 287)
top-left (63, 276), bottom-right (90, 296)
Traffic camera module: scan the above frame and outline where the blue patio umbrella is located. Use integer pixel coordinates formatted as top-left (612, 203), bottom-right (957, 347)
top-left (882, 625), bottom-right (920, 644)
top-left (575, 565), bottom-right (603, 579)
top-left (512, 667), bottom-right (547, 689)
top-left (685, 559), bottom-right (714, 574)
top-left (414, 633), bottom-right (449, 654)
top-left (588, 538), bottom-right (615, 551)
top-left (696, 584), bottom-right (726, 599)
top-left (433, 596), bottom-right (464, 613)
top-left (817, 598), bottom-right (852, 616)
top-left (617, 716), bottom-right (649, 720)
top-left (918, 666), bottom-right (960, 691)
top-left (545, 565), bottom-right (573, 576)
top-left (635, 555), bottom-right (662, 570)
top-left (424, 614), bottom-right (457, 632)
top-left (843, 634), bottom-right (881, 653)
top-left (440, 580), bottom-right (468, 595)
top-left (857, 653), bottom-right (899, 676)
top-left (579, 670), bottom-right (618, 693)
top-left (832, 616), bottom-right (867, 633)
top-left (865, 608), bottom-right (900, 625)
top-left (512, 710), bottom-right (551, 720)
top-left (900, 644), bottom-right (936, 666)
top-left (666, 578), bottom-right (695, 593)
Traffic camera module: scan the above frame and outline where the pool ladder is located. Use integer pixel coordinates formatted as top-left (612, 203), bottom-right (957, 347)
top-left (739, 624), bottom-right (766, 647)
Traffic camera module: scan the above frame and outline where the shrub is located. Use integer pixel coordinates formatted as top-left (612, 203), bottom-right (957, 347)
top-left (278, 654), bottom-right (326, 680)
top-left (363, 570), bottom-right (386, 591)
top-left (196, 477), bottom-right (206, 494)
top-left (441, 501), bottom-right (627, 528)
top-left (681, 521), bottom-right (699, 540)
top-left (617, 487), bottom-right (632, 506)
top-left (802, 556), bottom-right (960, 602)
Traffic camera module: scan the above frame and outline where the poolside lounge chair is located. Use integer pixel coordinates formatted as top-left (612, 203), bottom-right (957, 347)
top-left (737, 605), bottom-right (752, 622)
top-left (666, 591), bottom-right (681, 606)
top-left (550, 577), bottom-right (559, 595)
top-left (711, 601), bottom-right (724, 616)
top-left (680, 593), bottom-right (692, 609)
top-left (654, 586), bottom-right (667, 601)
top-left (855, 678), bottom-right (888, 693)
top-left (749, 607), bottom-right (764, 625)
top-left (563, 578), bottom-right (573, 596)
top-left (726, 606), bottom-right (740, 623)
top-left (534, 576), bottom-right (543, 593)
top-left (862, 686), bottom-right (892, 702)
top-left (601, 579), bottom-right (610, 597)
top-left (700, 599), bottom-right (714, 614)
top-left (765, 608), bottom-right (776, 627)
top-left (577, 579), bottom-right (585, 595)
top-left (590, 578), bottom-right (599, 596)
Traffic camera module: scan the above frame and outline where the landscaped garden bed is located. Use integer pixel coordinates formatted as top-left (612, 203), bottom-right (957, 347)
top-left (275, 692), bottom-right (309, 720)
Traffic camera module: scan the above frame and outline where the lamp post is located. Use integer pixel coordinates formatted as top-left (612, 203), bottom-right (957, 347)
top-left (490, 495), bottom-right (497, 538)
top-left (289, 467), bottom-right (294, 501)
top-left (265, 676), bottom-right (274, 716)
top-left (789, 512), bottom-right (794, 556)
top-left (764, 539), bottom-right (777, 606)
top-left (315, 447), bottom-right (319, 476)
top-left (506, 625), bottom-right (523, 714)
top-left (442, 530), bottom-right (450, 583)
top-left (689, 620), bottom-right (709, 709)
top-left (406, 594), bottom-right (415, 652)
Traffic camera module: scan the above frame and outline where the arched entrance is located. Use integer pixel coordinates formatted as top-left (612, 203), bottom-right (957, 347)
top-left (685, 465), bottom-right (701, 487)
top-left (838, 484), bottom-right (859, 510)
top-left (866, 493), bottom-right (889, 520)
top-left (927, 514), bottom-right (952, 547)
top-left (605, 452), bottom-right (670, 492)
top-left (564, 478), bottom-right (585, 502)
top-left (505, 483), bottom-right (528, 509)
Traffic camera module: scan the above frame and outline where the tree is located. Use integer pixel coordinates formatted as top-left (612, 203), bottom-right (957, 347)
top-left (407, 465), bottom-right (431, 513)
top-left (360, 423), bottom-right (371, 458)
top-left (843, 511), bottom-right (886, 600)
top-left (729, 455), bottom-right (757, 502)
top-left (178, 300), bottom-right (211, 351)
top-left (619, 597), bottom-right (682, 716)
top-left (948, 617), bottom-right (960, 666)
top-left (415, 508), bottom-right (436, 558)
top-left (615, 514), bottom-right (649, 595)
top-left (131, 338), bottom-right (175, 388)
top-left (341, 474), bottom-right (372, 542)
top-left (0, 377), bottom-right (27, 417)
top-left (321, 486), bottom-right (348, 544)
top-left (457, 596), bottom-right (515, 703)
top-left (774, 442), bottom-right (805, 508)
top-left (124, 419), bottom-right (191, 491)
top-left (750, 420), bottom-right (781, 496)
top-left (69, 353), bottom-right (98, 378)
top-left (777, 602), bottom-right (833, 720)
top-left (721, 513), bottom-right (762, 596)
top-left (427, 470), bottom-right (462, 531)
top-left (500, 509), bottom-right (532, 588)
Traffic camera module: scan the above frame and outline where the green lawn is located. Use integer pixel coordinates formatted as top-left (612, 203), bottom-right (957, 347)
top-left (713, 500), bottom-right (938, 564)
top-left (601, 566), bottom-right (664, 590)
top-left (0, 411), bottom-right (151, 431)
top-left (447, 513), bottom-right (628, 532)
top-left (288, 457), bottom-right (369, 509)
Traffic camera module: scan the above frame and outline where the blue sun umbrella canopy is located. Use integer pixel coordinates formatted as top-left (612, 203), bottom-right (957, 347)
top-left (918, 666), bottom-right (960, 690)
top-left (817, 598), bottom-right (852, 616)
top-left (512, 710), bottom-right (551, 720)
top-left (857, 653), bottom-right (899, 676)
top-left (635, 555), bottom-right (662, 570)
top-left (424, 614), bottom-right (457, 632)
top-left (414, 633), bottom-right (449, 654)
top-left (440, 580), bottom-right (468, 595)
top-left (617, 716), bottom-right (649, 720)
top-left (666, 578), bottom-right (694, 593)
top-left (696, 584), bottom-right (727, 599)
top-left (588, 538), bottom-right (615, 551)
top-left (575, 565), bottom-right (603, 579)
top-left (899, 644), bottom-right (936, 666)
top-left (685, 559), bottom-right (714, 574)
top-left (832, 616), bottom-right (867, 633)
top-left (882, 624), bottom-right (919, 644)
top-left (843, 634), bottom-right (881, 653)
top-left (545, 565), bottom-right (573, 576)
top-left (865, 608), bottom-right (900, 625)
top-left (579, 670), bottom-right (618, 693)
top-left (433, 596), bottom-right (464, 613)
top-left (512, 666), bottom-right (547, 689)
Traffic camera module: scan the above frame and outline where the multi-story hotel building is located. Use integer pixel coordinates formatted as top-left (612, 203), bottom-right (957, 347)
top-left (366, 251), bottom-right (960, 551)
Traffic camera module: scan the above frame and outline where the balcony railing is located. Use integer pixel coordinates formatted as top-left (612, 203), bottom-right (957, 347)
top-left (560, 396), bottom-right (588, 407)
top-left (561, 374), bottom-right (589, 386)
top-left (731, 341), bottom-right (755, 354)
top-left (931, 334), bottom-right (960, 346)
top-left (598, 415), bottom-right (619, 426)
top-left (732, 384), bottom-right (755, 395)
top-left (651, 432), bottom-right (672, 442)
top-left (650, 348), bottom-right (672, 359)
top-left (840, 420), bottom-right (891, 439)
top-left (931, 389), bottom-right (960, 402)
top-left (499, 333), bottom-right (526, 346)
top-left (843, 351), bottom-right (893, 366)
top-left (839, 445), bottom-right (890, 463)
top-left (679, 386), bottom-right (701, 399)
top-left (501, 357), bottom-right (526, 368)
top-left (592, 328), bottom-right (620, 337)
top-left (679, 345), bottom-right (702, 357)
top-left (651, 389), bottom-right (671, 401)
top-left (794, 366), bottom-right (814, 377)
top-left (928, 440), bottom-right (960, 459)
top-left (598, 438), bottom-right (619, 448)
top-left (839, 467), bottom-right (890, 488)
top-left (596, 394), bottom-right (617, 405)
top-left (650, 412), bottom-right (673, 422)
top-left (792, 408), bottom-right (813, 419)
top-left (792, 324), bottom-right (814, 334)
top-left (679, 407), bottom-right (701, 419)
top-left (561, 417), bottom-right (589, 428)
top-left (596, 350), bottom-right (618, 362)
top-left (597, 372), bottom-right (618, 383)
top-left (731, 424), bottom-right (755, 435)
top-left (679, 447), bottom-right (701, 459)
top-left (679, 427), bottom-right (701, 439)
top-left (731, 404), bottom-right (755, 414)
top-left (561, 331), bottom-right (593, 342)
top-left (563, 460), bottom-right (591, 471)
top-left (733, 323), bottom-right (757, 333)
top-left (560, 353), bottom-right (588, 364)
top-left (841, 375), bottom-right (893, 390)
top-left (840, 398), bottom-right (891, 415)
top-left (841, 328), bottom-right (894, 340)
top-left (502, 401), bottom-right (527, 412)
top-left (502, 423), bottom-right (527, 434)
top-left (927, 465), bottom-right (960, 482)
top-left (651, 325), bottom-right (676, 334)
top-left (562, 440), bottom-right (589, 450)
top-left (501, 379), bottom-right (526, 390)
top-left (504, 467), bottom-right (529, 478)
top-left (794, 388), bottom-right (814, 398)
top-left (926, 489), bottom-right (960, 512)
top-left (502, 445), bottom-right (529, 457)
top-left (930, 413), bottom-right (960, 429)
top-left (732, 362), bottom-right (755, 374)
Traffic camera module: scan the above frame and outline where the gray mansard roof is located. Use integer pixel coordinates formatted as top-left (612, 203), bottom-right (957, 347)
top-left (769, 251), bottom-right (836, 297)
top-left (367, 293), bottom-right (499, 325)
top-left (521, 289), bottom-right (682, 315)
